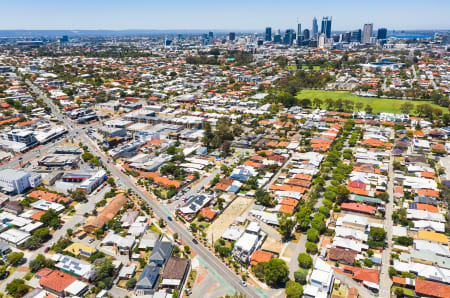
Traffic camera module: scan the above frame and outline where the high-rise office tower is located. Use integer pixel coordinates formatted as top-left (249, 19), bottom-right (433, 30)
top-left (265, 27), bottom-right (272, 41)
top-left (312, 17), bottom-right (318, 39)
top-left (343, 32), bottom-right (351, 42)
top-left (351, 29), bottom-right (362, 42)
top-left (318, 33), bottom-right (326, 48)
top-left (273, 29), bottom-right (281, 43)
top-left (377, 28), bottom-right (387, 40)
top-left (321, 17), bottom-right (332, 38)
top-left (208, 31), bottom-right (214, 39)
top-left (284, 29), bottom-right (295, 45)
top-left (229, 32), bottom-right (236, 41)
top-left (362, 24), bottom-right (373, 44)
top-left (303, 29), bottom-right (310, 41)
top-left (297, 23), bottom-right (302, 45)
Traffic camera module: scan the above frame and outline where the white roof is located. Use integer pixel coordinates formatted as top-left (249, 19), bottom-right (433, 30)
top-left (337, 214), bottom-right (368, 228)
top-left (246, 222), bottom-right (260, 234)
top-left (414, 239), bottom-right (450, 257)
top-left (393, 260), bottom-right (450, 283)
top-left (407, 209), bottom-right (445, 222)
top-left (392, 226), bottom-right (407, 237)
top-left (332, 237), bottom-right (363, 252)
top-left (334, 226), bottom-right (368, 242)
top-left (30, 199), bottom-right (64, 212)
top-left (222, 226), bottom-right (244, 241)
top-left (65, 280), bottom-right (89, 296)
top-left (0, 228), bottom-right (30, 245)
top-left (235, 233), bottom-right (258, 252)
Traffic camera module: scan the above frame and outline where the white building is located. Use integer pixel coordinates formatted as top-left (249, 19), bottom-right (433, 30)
top-left (78, 170), bottom-right (106, 194)
top-left (0, 168), bottom-right (41, 194)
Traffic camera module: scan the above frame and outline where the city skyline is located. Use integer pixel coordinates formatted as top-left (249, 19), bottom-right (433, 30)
top-left (0, 0), bottom-right (449, 31)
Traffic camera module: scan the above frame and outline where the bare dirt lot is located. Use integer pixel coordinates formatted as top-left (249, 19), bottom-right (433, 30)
top-left (206, 196), bottom-right (254, 242)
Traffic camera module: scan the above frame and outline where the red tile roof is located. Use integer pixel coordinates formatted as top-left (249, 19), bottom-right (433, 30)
top-left (414, 278), bottom-right (450, 298)
top-left (250, 250), bottom-right (274, 265)
top-left (344, 266), bottom-right (379, 283)
top-left (39, 270), bottom-right (77, 293)
top-left (341, 203), bottom-right (376, 215)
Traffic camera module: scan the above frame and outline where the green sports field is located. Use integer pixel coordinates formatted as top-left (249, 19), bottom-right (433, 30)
top-left (296, 90), bottom-right (448, 114)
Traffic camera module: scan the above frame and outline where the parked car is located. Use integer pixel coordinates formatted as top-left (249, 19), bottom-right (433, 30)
top-left (192, 238), bottom-right (198, 244)
top-left (44, 247), bottom-right (50, 253)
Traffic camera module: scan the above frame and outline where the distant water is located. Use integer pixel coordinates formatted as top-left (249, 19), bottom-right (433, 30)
top-left (388, 35), bottom-right (434, 39)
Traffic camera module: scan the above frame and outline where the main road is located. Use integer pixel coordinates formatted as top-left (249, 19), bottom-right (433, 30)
top-left (27, 81), bottom-right (261, 298)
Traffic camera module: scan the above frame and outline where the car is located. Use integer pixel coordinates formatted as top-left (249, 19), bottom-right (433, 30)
top-left (192, 238), bottom-right (198, 244)
top-left (167, 216), bottom-right (173, 221)
top-left (44, 247), bottom-right (50, 253)
top-left (240, 281), bottom-right (247, 287)
top-left (185, 289), bottom-right (192, 296)
top-left (88, 238), bottom-right (95, 243)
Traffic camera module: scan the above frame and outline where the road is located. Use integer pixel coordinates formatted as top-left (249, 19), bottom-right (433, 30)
top-left (27, 81), bottom-right (260, 298)
top-left (379, 133), bottom-right (395, 298)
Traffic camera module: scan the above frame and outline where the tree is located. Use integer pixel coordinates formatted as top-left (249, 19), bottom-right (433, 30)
top-left (252, 262), bottom-right (266, 281)
top-left (285, 280), bottom-right (303, 298)
top-left (40, 209), bottom-right (60, 229)
top-left (297, 253), bottom-right (313, 269)
top-left (400, 102), bottom-right (414, 115)
top-left (305, 242), bottom-right (318, 254)
top-left (81, 152), bottom-right (94, 161)
top-left (71, 189), bottom-right (86, 202)
top-left (255, 188), bottom-right (275, 207)
top-left (370, 227), bottom-right (386, 241)
top-left (365, 104), bottom-right (373, 114)
top-left (264, 258), bottom-right (289, 287)
top-left (278, 213), bottom-right (295, 240)
top-left (313, 98), bottom-right (322, 108)
top-left (311, 218), bottom-right (326, 234)
top-left (355, 102), bottom-right (364, 111)
top-left (126, 277), bottom-right (137, 289)
top-left (295, 206), bottom-right (312, 231)
top-left (29, 254), bottom-right (54, 273)
top-left (363, 258), bottom-right (373, 268)
top-left (294, 270), bottom-right (307, 285)
top-left (306, 228), bottom-right (319, 243)
top-left (33, 227), bottom-right (50, 242)
top-left (0, 265), bottom-right (8, 279)
top-left (7, 252), bottom-right (24, 266)
top-left (394, 287), bottom-right (404, 297)
top-left (6, 278), bottom-right (30, 298)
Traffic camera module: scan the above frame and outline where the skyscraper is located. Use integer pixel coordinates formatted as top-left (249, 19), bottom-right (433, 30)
top-left (303, 29), bottom-right (310, 41)
top-left (208, 31), bottom-right (214, 39)
top-left (273, 29), bottom-right (281, 43)
top-left (318, 33), bottom-right (326, 48)
top-left (284, 29), bottom-right (295, 45)
top-left (229, 32), bottom-right (236, 41)
top-left (377, 28), bottom-right (387, 40)
top-left (265, 27), bottom-right (272, 42)
top-left (351, 29), bottom-right (362, 42)
top-left (297, 23), bottom-right (302, 45)
top-left (362, 24), bottom-right (373, 44)
top-left (312, 17), bottom-right (318, 39)
top-left (321, 17), bottom-right (332, 38)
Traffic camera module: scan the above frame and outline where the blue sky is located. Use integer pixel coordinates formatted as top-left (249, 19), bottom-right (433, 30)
top-left (1, 0), bottom-right (449, 31)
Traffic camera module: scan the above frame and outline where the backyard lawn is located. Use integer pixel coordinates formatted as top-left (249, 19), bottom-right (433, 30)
top-left (296, 90), bottom-right (448, 114)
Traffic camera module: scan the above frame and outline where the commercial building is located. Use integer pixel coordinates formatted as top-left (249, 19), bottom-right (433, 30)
top-left (321, 17), bottom-right (332, 38)
top-left (377, 28), bottom-right (387, 40)
top-left (265, 27), bottom-right (272, 42)
top-left (0, 168), bottom-right (41, 194)
top-left (363, 23), bottom-right (374, 44)
top-left (77, 169), bottom-right (106, 194)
